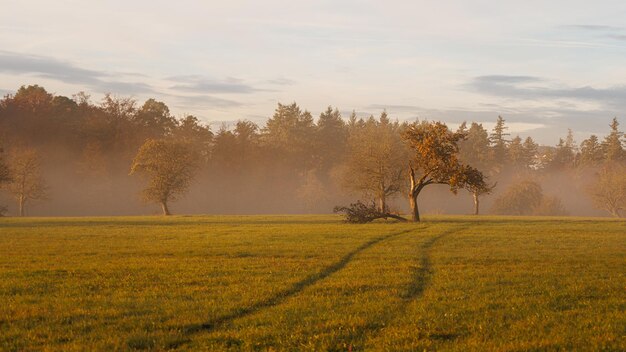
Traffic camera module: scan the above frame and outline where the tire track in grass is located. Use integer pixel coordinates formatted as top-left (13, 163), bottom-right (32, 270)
top-left (184, 227), bottom-right (420, 335)
top-left (342, 224), bottom-right (472, 350)
top-left (401, 224), bottom-right (471, 301)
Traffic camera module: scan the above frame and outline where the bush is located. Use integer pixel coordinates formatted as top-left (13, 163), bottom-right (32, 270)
top-left (491, 180), bottom-right (568, 216)
top-left (492, 181), bottom-right (543, 215)
top-left (533, 195), bottom-right (568, 216)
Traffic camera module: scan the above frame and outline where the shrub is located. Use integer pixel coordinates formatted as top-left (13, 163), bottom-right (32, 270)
top-left (492, 180), bottom-right (568, 216)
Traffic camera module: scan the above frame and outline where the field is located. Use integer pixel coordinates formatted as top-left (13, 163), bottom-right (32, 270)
top-left (0, 215), bottom-right (624, 351)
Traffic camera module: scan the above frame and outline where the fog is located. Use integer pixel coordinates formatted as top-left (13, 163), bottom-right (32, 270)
top-left (0, 86), bottom-right (621, 218)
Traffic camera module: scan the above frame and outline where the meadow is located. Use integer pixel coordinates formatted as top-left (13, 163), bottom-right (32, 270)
top-left (0, 215), bottom-right (624, 351)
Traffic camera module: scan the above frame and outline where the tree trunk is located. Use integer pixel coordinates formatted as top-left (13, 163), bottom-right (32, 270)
top-left (408, 166), bottom-right (420, 222)
top-left (378, 196), bottom-right (386, 213)
top-left (409, 193), bottom-right (419, 222)
top-left (18, 196), bottom-right (25, 217)
top-left (473, 192), bottom-right (480, 215)
top-left (161, 201), bottom-right (171, 216)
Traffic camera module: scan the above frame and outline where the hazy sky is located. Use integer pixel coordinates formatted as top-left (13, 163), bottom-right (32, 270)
top-left (2, 0), bottom-right (625, 143)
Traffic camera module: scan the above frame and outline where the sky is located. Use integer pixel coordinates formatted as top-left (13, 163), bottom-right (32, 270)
top-left (1, 0), bottom-right (626, 144)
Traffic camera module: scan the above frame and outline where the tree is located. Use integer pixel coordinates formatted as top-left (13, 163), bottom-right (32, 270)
top-left (490, 115), bottom-right (510, 168)
top-left (402, 121), bottom-right (487, 221)
top-left (491, 180), bottom-right (543, 216)
top-left (508, 136), bottom-right (526, 170)
top-left (296, 170), bottom-right (329, 212)
top-left (522, 137), bottom-right (539, 169)
top-left (173, 115), bottom-right (213, 161)
top-left (97, 94), bottom-right (139, 160)
top-left (7, 149), bottom-right (48, 216)
top-left (579, 135), bottom-right (603, 166)
top-left (130, 139), bottom-right (199, 215)
top-left (342, 112), bottom-right (406, 212)
top-left (134, 98), bottom-right (177, 139)
top-left (316, 106), bottom-right (348, 174)
top-left (587, 164), bottom-right (626, 217)
top-left (0, 145), bottom-right (11, 216)
top-left (533, 195), bottom-right (568, 216)
top-left (0, 146), bottom-right (10, 186)
top-left (458, 122), bottom-right (492, 172)
top-left (263, 102), bottom-right (316, 170)
top-left (602, 118), bottom-right (624, 162)
top-left (463, 167), bottom-right (496, 215)
top-left (550, 129), bottom-right (577, 169)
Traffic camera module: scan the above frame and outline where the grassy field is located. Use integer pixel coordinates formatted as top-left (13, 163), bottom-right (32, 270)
top-left (0, 215), bottom-right (624, 351)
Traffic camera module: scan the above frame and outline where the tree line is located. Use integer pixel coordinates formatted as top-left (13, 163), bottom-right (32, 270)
top-left (0, 85), bottom-right (624, 218)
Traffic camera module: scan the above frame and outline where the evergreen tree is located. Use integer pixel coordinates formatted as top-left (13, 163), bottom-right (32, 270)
top-left (508, 136), bottom-right (525, 169)
top-left (602, 117), bottom-right (624, 162)
top-left (551, 129), bottom-right (577, 169)
top-left (489, 115), bottom-right (510, 167)
top-left (522, 137), bottom-right (539, 169)
top-left (316, 106), bottom-right (348, 173)
top-left (458, 122), bottom-right (492, 172)
top-left (579, 135), bottom-right (603, 166)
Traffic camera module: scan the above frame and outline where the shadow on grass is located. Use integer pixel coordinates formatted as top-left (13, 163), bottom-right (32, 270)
top-left (343, 225), bottom-right (471, 350)
top-left (401, 225), bottom-right (470, 300)
top-left (184, 228), bottom-right (417, 335)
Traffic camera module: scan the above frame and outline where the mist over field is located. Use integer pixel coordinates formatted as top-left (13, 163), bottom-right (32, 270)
top-left (0, 87), bottom-right (623, 218)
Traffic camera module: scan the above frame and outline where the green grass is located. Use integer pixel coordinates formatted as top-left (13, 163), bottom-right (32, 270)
top-left (0, 215), bottom-right (624, 351)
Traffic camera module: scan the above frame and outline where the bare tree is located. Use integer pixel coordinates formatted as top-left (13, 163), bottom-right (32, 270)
top-left (342, 112), bottom-right (406, 212)
top-left (130, 139), bottom-right (199, 215)
top-left (587, 164), bottom-right (626, 217)
top-left (7, 148), bottom-right (48, 216)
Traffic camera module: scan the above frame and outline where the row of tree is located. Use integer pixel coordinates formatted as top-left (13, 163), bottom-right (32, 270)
top-left (0, 85), bottom-right (624, 218)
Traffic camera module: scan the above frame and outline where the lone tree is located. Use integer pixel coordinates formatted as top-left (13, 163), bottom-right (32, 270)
top-left (463, 166), bottom-right (496, 215)
top-left (7, 148), bottom-right (48, 216)
top-left (587, 164), bottom-right (626, 218)
top-left (402, 121), bottom-right (487, 221)
top-left (130, 139), bottom-right (199, 215)
top-left (343, 112), bottom-right (406, 212)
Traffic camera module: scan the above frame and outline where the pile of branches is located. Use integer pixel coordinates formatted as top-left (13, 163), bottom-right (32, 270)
top-left (333, 201), bottom-right (407, 223)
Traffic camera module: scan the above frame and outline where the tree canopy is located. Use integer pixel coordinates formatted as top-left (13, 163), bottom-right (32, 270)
top-left (130, 139), bottom-right (199, 215)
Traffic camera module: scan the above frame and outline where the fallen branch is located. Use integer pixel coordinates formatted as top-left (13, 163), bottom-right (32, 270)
top-left (333, 201), bottom-right (408, 223)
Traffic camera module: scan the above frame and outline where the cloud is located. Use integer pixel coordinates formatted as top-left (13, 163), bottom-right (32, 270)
top-left (167, 75), bottom-right (259, 94)
top-left (0, 50), bottom-right (155, 94)
top-left (607, 34), bottom-right (626, 41)
top-left (366, 104), bottom-right (422, 112)
top-left (265, 77), bottom-right (296, 86)
top-left (472, 75), bottom-right (542, 84)
top-left (561, 24), bottom-right (626, 41)
top-left (468, 75), bottom-right (626, 109)
top-left (170, 94), bottom-right (243, 109)
top-left (561, 25), bottom-right (624, 32)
